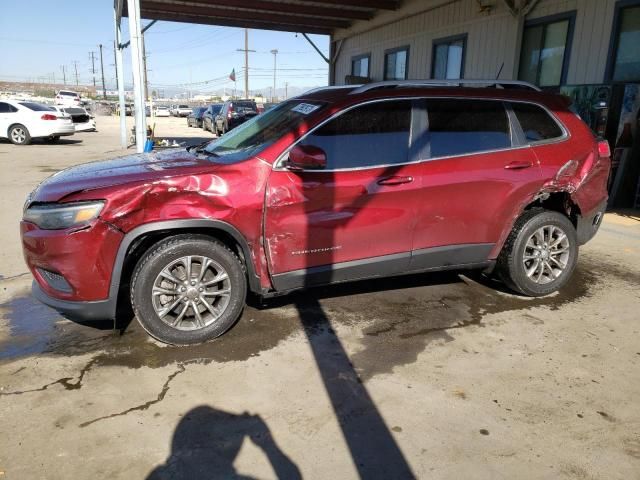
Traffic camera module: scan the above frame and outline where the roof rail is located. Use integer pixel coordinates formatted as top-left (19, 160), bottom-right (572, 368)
top-left (297, 85), bottom-right (358, 97)
top-left (349, 79), bottom-right (541, 95)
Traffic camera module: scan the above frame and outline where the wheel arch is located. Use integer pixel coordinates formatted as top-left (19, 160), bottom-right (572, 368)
top-left (491, 190), bottom-right (581, 261)
top-left (110, 219), bottom-right (262, 319)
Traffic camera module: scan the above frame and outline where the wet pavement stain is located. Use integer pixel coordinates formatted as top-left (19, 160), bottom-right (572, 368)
top-left (1, 255), bottom-right (635, 385)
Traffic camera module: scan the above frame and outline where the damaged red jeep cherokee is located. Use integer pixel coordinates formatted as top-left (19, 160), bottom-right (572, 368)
top-left (21, 80), bottom-right (611, 345)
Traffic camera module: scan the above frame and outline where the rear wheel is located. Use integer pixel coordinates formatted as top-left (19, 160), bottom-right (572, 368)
top-left (9, 124), bottom-right (31, 145)
top-left (131, 235), bottom-right (247, 345)
top-left (497, 210), bottom-right (578, 296)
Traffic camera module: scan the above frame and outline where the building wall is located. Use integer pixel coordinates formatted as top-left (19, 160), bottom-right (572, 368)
top-left (332, 0), bottom-right (619, 86)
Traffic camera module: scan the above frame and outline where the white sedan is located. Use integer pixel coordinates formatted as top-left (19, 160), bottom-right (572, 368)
top-left (51, 106), bottom-right (96, 132)
top-left (0, 100), bottom-right (75, 145)
top-left (154, 106), bottom-right (170, 117)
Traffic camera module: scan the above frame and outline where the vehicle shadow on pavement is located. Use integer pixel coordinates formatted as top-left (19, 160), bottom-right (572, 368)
top-left (146, 405), bottom-right (301, 480)
top-left (0, 138), bottom-right (83, 146)
top-left (291, 160), bottom-right (417, 478)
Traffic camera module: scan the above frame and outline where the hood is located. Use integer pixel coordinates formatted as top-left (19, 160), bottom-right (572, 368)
top-left (31, 149), bottom-right (218, 203)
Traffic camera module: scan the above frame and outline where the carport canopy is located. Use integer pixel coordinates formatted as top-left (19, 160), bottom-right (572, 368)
top-left (114, 0), bottom-right (401, 152)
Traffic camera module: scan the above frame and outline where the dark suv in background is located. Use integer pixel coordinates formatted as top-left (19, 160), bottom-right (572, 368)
top-left (187, 107), bottom-right (206, 128)
top-left (214, 99), bottom-right (258, 136)
top-left (201, 104), bottom-right (222, 133)
top-left (21, 80), bottom-right (610, 345)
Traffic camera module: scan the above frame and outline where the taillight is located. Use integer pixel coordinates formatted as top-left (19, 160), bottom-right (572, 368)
top-left (41, 114), bottom-right (57, 120)
top-left (227, 104), bottom-right (234, 119)
top-left (597, 140), bottom-right (611, 158)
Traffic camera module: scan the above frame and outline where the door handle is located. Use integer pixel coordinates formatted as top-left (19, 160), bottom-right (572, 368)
top-left (377, 175), bottom-right (413, 186)
top-left (504, 161), bottom-right (533, 170)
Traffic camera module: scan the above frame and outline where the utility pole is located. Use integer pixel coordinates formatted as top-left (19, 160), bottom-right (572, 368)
top-left (236, 29), bottom-right (255, 99)
top-left (285, 81), bottom-right (288, 100)
top-left (142, 34), bottom-right (149, 101)
top-left (270, 49), bottom-right (278, 102)
top-left (72, 61), bottom-right (80, 86)
top-left (61, 65), bottom-right (67, 85)
top-left (89, 51), bottom-right (96, 87)
top-left (99, 44), bottom-right (107, 99)
top-left (113, 41), bottom-right (119, 89)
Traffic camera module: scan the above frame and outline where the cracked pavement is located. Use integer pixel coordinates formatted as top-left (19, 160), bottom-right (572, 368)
top-left (1, 117), bottom-right (639, 479)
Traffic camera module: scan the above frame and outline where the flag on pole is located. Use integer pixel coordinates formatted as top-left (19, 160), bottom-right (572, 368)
top-left (229, 68), bottom-right (236, 82)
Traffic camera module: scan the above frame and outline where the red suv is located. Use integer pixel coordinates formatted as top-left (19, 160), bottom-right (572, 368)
top-left (21, 80), bottom-right (611, 345)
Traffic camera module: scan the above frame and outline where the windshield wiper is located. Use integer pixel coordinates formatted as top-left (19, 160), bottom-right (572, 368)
top-left (186, 139), bottom-right (212, 154)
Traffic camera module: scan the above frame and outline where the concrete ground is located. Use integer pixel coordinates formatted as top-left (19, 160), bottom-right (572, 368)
top-left (0, 116), bottom-right (639, 479)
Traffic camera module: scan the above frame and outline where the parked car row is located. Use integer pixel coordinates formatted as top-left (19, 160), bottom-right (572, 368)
top-left (189, 99), bottom-right (259, 136)
top-left (0, 100), bottom-right (77, 145)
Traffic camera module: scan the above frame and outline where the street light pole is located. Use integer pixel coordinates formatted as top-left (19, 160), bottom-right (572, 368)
top-left (270, 49), bottom-right (278, 102)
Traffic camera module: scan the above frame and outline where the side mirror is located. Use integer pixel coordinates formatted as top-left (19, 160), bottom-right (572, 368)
top-left (286, 144), bottom-right (327, 171)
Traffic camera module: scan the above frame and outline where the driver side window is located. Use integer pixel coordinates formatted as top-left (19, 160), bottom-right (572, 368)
top-left (300, 100), bottom-right (412, 170)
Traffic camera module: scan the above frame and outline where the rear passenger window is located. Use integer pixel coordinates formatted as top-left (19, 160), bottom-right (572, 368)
top-left (301, 100), bottom-right (411, 169)
top-left (426, 99), bottom-right (511, 158)
top-left (0, 102), bottom-right (17, 113)
top-left (511, 102), bottom-right (564, 142)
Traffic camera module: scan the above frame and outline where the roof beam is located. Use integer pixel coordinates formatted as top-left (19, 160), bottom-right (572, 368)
top-left (182, 0), bottom-right (374, 20)
top-left (139, 11), bottom-right (333, 34)
top-left (140, 1), bottom-right (351, 28)
top-left (298, 0), bottom-right (399, 10)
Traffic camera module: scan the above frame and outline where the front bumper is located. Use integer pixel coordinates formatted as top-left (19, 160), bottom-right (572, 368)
top-left (32, 281), bottom-right (115, 322)
top-left (21, 219), bottom-right (123, 302)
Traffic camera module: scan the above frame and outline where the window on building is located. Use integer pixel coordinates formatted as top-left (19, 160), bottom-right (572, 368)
top-left (300, 100), bottom-right (412, 169)
top-left (432, 35), bottom-right (467, 80)
top-left (425, 99), bottom-right (511, 158)
top-left (511, 102), bottom-right (564, 142)
top-left (384, 47), bottom-right (409, 81)
top-left (607, 1), bottom-right (640, 82)
top-left (518, 12), bottom-right (575, 87)
top-left (351, 54), bottom-right (370, 78)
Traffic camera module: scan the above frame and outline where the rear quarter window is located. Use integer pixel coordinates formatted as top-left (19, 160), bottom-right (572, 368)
top-left (511, 102), bottom-right (564, 142)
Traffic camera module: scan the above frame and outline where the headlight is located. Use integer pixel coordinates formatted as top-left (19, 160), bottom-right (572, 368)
top-left (23, 201), bottom-right (105, 230)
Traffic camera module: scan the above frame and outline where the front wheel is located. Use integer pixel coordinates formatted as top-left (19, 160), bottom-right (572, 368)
top-left (131, 235), bottom-right (247, 345)
top-left (497, 210), bottom-right (578, 296)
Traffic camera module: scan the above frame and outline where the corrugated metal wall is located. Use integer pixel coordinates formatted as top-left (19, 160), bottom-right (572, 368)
top-left (332, 0), bottom-right (618, 86)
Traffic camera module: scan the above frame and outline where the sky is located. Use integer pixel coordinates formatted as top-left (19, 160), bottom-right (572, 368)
top-left (0, 0), bottom-right (330, 96)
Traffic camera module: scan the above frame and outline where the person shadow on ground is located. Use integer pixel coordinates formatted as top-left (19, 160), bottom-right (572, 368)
top-left (147, 405), bottom-right (302, 480)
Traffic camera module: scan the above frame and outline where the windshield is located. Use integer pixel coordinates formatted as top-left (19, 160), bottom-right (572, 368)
top-left (202, 100), bottom-right (326, 163)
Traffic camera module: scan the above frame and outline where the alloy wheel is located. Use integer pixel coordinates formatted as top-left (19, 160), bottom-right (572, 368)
top-left (151, 255), bottom-right (231, 331)
top-left (11, 127), bottom-right (26, 144)
top-left (522, 225), bottom-right (571, 285)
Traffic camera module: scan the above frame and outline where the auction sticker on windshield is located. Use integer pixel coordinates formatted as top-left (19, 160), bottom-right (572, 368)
top-left (291, 103), bottom-right (320, 115)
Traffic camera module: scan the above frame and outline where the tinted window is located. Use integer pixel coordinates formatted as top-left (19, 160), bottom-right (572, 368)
top-left (0, 102), bottom-right (18, 113)
top-left (210, 105), bottom-right (222, 114)
top-left (300, 100), bottom-right (411, 169)
top-left (59, 91), bottom-right (78, 97)
top-left (426, 99), bottom-right (511, 157)
top-left (19, 102), bottom-right (55, 111)
top-left (512, 102), bottom-right (563, 142)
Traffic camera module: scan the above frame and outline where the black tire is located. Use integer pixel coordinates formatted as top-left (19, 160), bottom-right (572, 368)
top-left (497, 210), bottom-right (578, 296)
top-left (8, 124), bottom-right (31, 145)
top-left (130, 235), bottom-right (247, 345)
